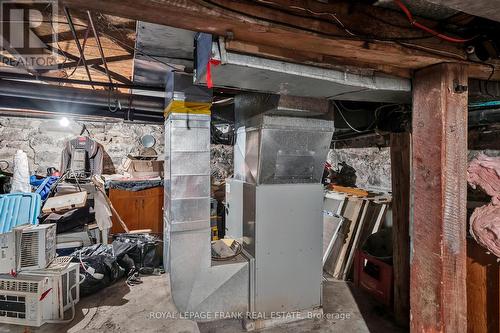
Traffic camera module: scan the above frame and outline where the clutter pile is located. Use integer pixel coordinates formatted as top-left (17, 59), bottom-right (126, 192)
top-left (0, 136), bottom-right (164, 327)
top-left (322, 185), bottom-right (393, 305)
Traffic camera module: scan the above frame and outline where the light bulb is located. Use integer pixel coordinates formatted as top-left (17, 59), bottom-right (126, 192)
top-left (59, 117), bottom-right (70, 127)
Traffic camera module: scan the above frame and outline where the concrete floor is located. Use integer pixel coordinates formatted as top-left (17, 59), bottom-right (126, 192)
top-left (0, 275), bottom-right (406, 333)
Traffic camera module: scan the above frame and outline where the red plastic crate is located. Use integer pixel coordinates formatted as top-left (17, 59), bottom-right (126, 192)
top-left (354, 249), bottom-right (393, 306)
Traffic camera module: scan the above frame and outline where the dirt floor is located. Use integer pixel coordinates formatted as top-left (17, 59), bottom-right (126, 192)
top-left (0, 274), bottom-right (406, 333)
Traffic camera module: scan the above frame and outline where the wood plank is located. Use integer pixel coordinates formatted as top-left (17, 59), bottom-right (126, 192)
top-left (390, 132), bottom-right (411, 327)
top-left (467, 237), bottom-right (500, 333)
top-left (331, 197), bottom-right (365, 279)
top-left (61, 0), bottom-right (500, 80)
top-left (411, 63), bottom-right (468, 332)
top-left (342, 198), bottom-right (388, 280)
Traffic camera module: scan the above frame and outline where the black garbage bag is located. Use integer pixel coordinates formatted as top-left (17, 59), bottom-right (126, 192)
top-left (112, 233), bottom-right (161, 275)
top-left (70, 244), bottom-right (125, 296)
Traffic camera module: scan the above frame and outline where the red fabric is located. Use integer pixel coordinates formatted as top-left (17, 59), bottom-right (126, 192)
top-left (468, 154), bottom-right (500, 257)
top-left (206, 59), bottom-right (221, 89)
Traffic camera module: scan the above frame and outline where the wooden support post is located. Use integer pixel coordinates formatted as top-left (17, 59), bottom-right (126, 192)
top-left (411, 63), bottom-right (468, 332)
top-left (391, 132), bottom-right (411, 327)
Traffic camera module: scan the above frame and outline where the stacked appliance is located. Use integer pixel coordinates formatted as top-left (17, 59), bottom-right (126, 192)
top-left (0, 224), bottom-right (80, 327)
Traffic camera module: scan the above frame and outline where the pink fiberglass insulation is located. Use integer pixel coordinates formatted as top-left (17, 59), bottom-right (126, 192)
top-left (467, 153), bottom-right (500, 257)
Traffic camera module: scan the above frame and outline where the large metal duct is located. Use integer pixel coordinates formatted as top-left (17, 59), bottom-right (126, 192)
top-left (164, 73), bottom-right (248, 314)
top-left (194, 34), bottom-right (411, 103)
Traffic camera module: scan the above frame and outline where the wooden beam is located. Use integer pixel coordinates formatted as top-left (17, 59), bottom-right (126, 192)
top-left (390, 132), bottom-right (411, 328)
top-left (47, 45), bottom-right (132, 84)
top-left (61, 0), bottom-right (500, 80)
top-left (411, 63), bottom-right (468, 332)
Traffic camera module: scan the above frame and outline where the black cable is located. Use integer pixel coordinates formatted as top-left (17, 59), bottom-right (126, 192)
top-left (79, 124), bottom-right (91, 136)
top-left (468, 60), bottom-right (496, 97)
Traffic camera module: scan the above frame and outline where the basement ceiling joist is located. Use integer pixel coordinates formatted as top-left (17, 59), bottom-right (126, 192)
top-left (61, 0), bottom-right (500, 81)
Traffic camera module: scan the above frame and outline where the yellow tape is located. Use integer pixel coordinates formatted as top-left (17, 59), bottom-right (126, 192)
top-left (164, 100), bottom-right (211, 117)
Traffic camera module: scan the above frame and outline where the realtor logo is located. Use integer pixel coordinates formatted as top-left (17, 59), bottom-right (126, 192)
top-left (0, 0), bottom-right (59, 69)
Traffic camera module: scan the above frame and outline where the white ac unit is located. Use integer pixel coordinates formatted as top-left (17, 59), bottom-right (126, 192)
top-left (0, 263), bottom-right (80, 327)
top-left (0, 273), bottom-right (55, 326)
top-left (26, 262), bottom-right (80, 319)
top-left (0, 224), bottom-right (57, 274)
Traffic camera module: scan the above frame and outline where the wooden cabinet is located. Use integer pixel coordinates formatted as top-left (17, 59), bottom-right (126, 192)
top-left (109, 186), bottom-right (163, 236)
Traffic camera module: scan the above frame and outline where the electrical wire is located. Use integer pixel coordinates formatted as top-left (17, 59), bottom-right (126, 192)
top-left (254, 0), bottom-right (356, 36)
top-left (333, 101), bottom-right (364, 133)
top-left (200, 0), bottom-right (476, 62)
top-left (66, 25), bottom-right (92, 80)
top-left (337, 101), bottom-right (366, 112)
top-left (393, 0), bottom-right (475, 43)
top-left (252, 0), bottom-right (455, 41)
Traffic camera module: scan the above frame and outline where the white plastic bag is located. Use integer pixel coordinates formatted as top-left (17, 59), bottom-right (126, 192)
top-left (11, 150), bottom-right (31, 193)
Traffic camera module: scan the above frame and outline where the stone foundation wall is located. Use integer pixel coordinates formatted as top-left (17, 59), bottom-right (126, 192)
top-left (0, 117), bottom-right (164, 175)
top-left (327, 148), bottom-right (500, 192)
top-left (0, 116), bottom-right (235, 182)
top-left (327, 148), bottom-right (392, 191)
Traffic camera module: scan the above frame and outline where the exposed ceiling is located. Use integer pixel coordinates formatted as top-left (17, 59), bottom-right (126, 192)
top-left (0, 9), bottom-right (136, 90)
top-left (423, 0), bottom-right (500, 23)
top-left (0, 0), bottom-right (500, 120)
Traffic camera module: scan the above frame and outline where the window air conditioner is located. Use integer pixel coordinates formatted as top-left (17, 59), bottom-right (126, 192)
top-left (0, 224), bottom-right (57, 274)
top-left (0, 262), bottom-right (80, 327)
top-left (26, 262), bottom-right (80, 320)
top-left (0, 273), bottom-right (55, 326)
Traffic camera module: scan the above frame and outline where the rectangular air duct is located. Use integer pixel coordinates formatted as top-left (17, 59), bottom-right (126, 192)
top-left (164, 73), bottom-right (249, 314)
top-left (195, 34), bottom-right (411, 103)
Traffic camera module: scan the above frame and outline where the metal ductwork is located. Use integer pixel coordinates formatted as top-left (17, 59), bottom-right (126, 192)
top-left (226, 93), bottom-right (334, 317)
top-left (164, 73), bottom-right (248, 314)
top-left (194, 34), bottom-right (411, 103)
top-left (233, 94), bottom-right (334, 186)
